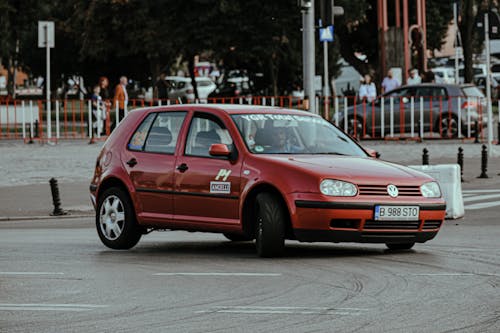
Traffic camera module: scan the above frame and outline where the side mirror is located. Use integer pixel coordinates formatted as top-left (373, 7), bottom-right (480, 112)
top-left (365, 147), bottom-right (380, 158)
top-left (209, 143), bottom-right (231, 157)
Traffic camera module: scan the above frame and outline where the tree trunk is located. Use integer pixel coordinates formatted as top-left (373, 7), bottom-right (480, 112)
top-left (269, 55), bottom-right (279, 97)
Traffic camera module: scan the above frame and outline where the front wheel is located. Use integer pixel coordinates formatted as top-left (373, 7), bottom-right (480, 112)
top-left (438, 115), bottom-right (459, 138)
top-left (386, 242), bottom-right (415, 250)
top-left (96, 187), bottom-right (142, 250)
top-left (255, 192), bottom-right (286, 257)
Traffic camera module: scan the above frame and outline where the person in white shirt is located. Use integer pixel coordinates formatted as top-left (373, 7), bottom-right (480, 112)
top-left (359, 74), bottom-right (377, 103)
top-left (407, 68), bottom-right (422, 85)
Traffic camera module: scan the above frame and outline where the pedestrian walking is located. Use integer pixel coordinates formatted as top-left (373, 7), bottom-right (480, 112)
top-left (381, 69), bottom-right (400, 93)
top-left (359, 74), bottom-right (377, 103)
top-left (113, 76), bottom-right (128, 127)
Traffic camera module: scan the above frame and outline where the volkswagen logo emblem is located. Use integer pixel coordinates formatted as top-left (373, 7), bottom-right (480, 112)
top-left (387, 184), bottom-right (399, 198)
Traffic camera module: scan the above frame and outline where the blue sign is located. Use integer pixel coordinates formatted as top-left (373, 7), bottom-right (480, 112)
top-left (319, 25), bottom-right (334, 42)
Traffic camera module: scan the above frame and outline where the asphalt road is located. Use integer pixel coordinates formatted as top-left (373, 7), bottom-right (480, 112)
top-left (1, 203), bottom-right (499, 333)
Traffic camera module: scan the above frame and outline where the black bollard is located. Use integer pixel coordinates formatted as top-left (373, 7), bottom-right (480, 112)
top-left (474, 120), bottom-right (480, 143)
top-left (49, 178), bottom-right (66, 216)
top-left (27, 124), bottom-right (33, 144)
top-left (478, 145), bottom-right (489, 179)
top-left (34, 119), bottom-right (39, 138)
top-left (422, 148), bottom-right (429, 165)
top-left (457, 147), bottom-right (464, 182)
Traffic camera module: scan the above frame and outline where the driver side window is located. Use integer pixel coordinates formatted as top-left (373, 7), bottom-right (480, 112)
top-left (185, 115), bottom-right (233, 157)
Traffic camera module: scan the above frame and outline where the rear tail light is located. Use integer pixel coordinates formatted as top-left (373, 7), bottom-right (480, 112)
top-left (461, 101), bottom-right (478, 109)
top-left (234, 89), bottom-right (241, 96)
top-left (186, 89), bottom-right (194, 94)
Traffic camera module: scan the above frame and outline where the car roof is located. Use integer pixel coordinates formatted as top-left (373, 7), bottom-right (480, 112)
top-left (131, 104), bottom-right (318, 116)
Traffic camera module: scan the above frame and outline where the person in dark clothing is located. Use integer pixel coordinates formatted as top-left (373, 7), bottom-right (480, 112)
top-left (154, 72), bottom-right (170, 103)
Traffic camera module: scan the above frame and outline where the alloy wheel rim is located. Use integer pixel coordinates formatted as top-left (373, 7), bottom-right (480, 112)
top-left (442, 118), bottom-right (458, 136)
top-left (99, 195), bottom-right (125, 240)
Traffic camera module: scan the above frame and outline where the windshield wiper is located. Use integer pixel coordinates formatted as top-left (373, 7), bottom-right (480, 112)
top-left (317, 152), bottom-right (347, 155)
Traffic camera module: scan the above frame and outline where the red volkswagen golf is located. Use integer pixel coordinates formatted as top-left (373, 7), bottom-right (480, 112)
top-left (90, 105), bottom-right (446, 257)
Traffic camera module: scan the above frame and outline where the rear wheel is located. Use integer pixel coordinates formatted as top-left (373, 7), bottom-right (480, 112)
top-left (96, 187), bottom-right (142, 250)
top-left (386, 242), bottom-right (415, 250)
top-left (254, 192), bottom-right (286, 257)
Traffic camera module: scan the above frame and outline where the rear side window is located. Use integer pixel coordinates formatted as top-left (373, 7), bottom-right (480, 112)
top-left (414, 87), bottom-right (447, 99)
top-left (128, 111), bottom-right (186, 154)
top-left (128, 114), bottom-right (156, 151)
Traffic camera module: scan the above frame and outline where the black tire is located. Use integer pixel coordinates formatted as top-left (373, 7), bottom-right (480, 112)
top-left (96, 187), bottom-right (142, 250)
top-left (347, 116), bottom-right (364, 139)
top-left (438, 114), bottom-right (459, 138)
top-left (223, 233), bottom-right (253, 242)
top-left (386, 242), bottom-right (415, 250)
top-left (254, 192), bottom-right (286, 257)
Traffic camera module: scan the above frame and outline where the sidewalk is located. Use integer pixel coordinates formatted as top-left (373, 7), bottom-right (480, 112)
top-left (1, 140), bottom-right (500, 220)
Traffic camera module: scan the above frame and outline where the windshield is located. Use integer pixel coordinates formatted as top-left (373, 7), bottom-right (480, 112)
top-left (231, 113), bottom-right (367, 156)
top-left (462, 86), bottom-right (485, 98)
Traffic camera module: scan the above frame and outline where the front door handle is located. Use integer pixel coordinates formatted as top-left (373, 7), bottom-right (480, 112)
top-left (126, 158), bottom-right (138, 167)
top-left (176, 163), bottom-right (189, 172)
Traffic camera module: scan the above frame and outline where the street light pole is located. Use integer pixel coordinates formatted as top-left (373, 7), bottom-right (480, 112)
top-left (484, 13), bottom-right (494, 156)
top-left (302, 0), bottom-right (316, 114)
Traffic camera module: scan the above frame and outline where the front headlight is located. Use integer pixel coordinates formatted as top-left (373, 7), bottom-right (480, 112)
top-left (420, 181), bottom-right (441, 198)
top-left (320, 179), bottom-right (357, 197)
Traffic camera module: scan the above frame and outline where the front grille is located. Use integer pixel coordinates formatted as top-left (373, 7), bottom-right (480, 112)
top-left (358, 185), bottom-right (421, 197)
top-left (363, 220), bottom-right (421, 230)
top-left (422, 220), bottom-right (442, 229)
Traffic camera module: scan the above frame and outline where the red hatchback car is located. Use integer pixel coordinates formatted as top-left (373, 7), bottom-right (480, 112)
top-left (90, 105), bottom-right (446, 257)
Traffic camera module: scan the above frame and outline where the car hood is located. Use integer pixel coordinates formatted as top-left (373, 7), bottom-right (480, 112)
top-left (259, 155), bottom-right (433, 184)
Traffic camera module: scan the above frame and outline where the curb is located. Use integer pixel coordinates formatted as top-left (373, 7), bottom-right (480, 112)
top-left (0, 213), bottom-right (93, 222)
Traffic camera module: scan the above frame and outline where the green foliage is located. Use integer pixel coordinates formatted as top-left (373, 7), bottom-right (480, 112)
top-left (0, 0), bottom-right (463, 94)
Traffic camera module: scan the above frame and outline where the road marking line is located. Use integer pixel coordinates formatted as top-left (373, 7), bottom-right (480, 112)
top-left (404, 273), bottom-right (475, 276)
top-left (465, 201), bottom-right (500, 210)
top-left (153, 272), bottom-right (281, 277)
top-left (463, 193), bottom-right (500, 203)
top-left (462, 189), bottom-right (500, 194)
top-left (0, 272), bottom-right (64, 276)
top-left (0, 304), bottom-right (108, 312)
top-left (195, 306), bottom-right (368, 315)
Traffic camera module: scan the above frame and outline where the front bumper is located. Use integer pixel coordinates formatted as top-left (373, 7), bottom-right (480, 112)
top-left (290, 197), bottom-right (446, 244)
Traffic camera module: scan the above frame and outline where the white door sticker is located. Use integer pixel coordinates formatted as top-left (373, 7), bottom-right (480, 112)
top-left (210, 181), bottom-right (231, 194)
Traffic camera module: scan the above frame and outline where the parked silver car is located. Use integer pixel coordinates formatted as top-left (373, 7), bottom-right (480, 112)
top-left (340, 84), bottom-right (487, 139)
top-left (166, 76), bottom-right (216, 102)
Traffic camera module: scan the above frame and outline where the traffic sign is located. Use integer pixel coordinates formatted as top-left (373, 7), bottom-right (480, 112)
top-left (38, 21), bottom-right (55, 48)
top-left (319, 25), bottom-right (334, 42)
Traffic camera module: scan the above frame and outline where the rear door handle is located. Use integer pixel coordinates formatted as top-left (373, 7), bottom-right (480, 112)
top-left (126, 158), bottom-right (138, 167)
top-left (176, 163), bottom-right (188, 172)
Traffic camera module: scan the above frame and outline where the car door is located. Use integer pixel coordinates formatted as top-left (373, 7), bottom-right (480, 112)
top-left (173, 112), bottom-right (242, 228)
top-left (384, 87), bottom-right (415, 135)
top-left (122, 111), bottom-right (187, 221)
top-left (414, 86), bottom-right (447, 133)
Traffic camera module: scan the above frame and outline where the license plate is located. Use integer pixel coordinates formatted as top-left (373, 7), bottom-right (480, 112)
top-left (374, 205), bottom-right (419, 221)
